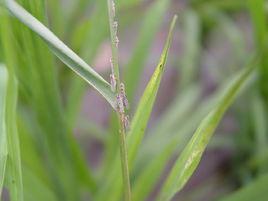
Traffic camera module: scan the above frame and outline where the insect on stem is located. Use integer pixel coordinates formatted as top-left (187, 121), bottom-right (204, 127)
top-left (107, 0), bottom-right (132, 200)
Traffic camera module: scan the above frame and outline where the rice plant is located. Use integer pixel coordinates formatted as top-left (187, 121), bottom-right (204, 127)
top-left (0, 0), bottom-right (267, 201)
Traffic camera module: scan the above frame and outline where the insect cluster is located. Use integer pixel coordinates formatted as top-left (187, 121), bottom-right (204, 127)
top-left (109, 0), bottom-right (130, 131)
top-left (111, 72), bottom-right (130, 131)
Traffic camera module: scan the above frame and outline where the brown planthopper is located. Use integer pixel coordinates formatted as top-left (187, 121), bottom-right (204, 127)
top-left (116, 94), bottom-right (125, 114)
top-left (124, 115), bottom-right (130, 131)
top-left (120, 83), bottom-right (129, 109)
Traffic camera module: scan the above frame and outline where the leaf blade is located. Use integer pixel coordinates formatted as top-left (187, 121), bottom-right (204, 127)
top-left (158, 58), bottom-right (257, 201)
top-left (5, 70), bottom-right (24, 201)
top-left (0, 64), bottom-right (8, 198)
top-left (4, 0), bottom-right (116, 108)
top-left (127, 15), bottom-right (178, 167)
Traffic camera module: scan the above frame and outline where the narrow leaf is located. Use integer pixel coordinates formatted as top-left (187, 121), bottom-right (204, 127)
top-left (0, 65), bottom-right (8, 197)
top-left (158, 58), bottom-right (257, 201)
top-left (127, 15), bottom-right (178, 168)
top-left (5, 70), bottom-right (24, 201)
top-left (248, 0), bottom-right (268, 102)
top-left (23, 168), bottom-right (58, 201)
top-left (4, 0), bottom-right (116, 108)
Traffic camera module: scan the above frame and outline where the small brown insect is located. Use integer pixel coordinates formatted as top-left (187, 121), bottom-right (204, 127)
top-left (115, 36), bottom-right (119, 48)
top-left (116, 94), bottom-right (124, 114)
top-left (113, 21), bottom-right (118, 32)
top-left (111, 0), bottom-right (116, 17)
top-left (124, 115), bottom-right (130, 131)
top-left (120, 83), bottom-right (129, 109)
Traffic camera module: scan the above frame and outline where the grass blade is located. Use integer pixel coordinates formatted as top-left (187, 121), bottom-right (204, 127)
top-left (127, 15), bottom-right (177, 168)
top-left (4, 0), bottom-right (116, 108)
top-left (5, 71), bottom-right (24, 201)
top-left (1, 2), bottom-right (96, 197)
top-left (0, 64), bottom-right (8, 198)
top-left (219, 174), bottom-right (268, 201)
top-left (248, 0), bottom-right (268, 103)
top-left (23, 168), bottom-right (58, 201)
top-left (157, 58), bottom-right (257, 201)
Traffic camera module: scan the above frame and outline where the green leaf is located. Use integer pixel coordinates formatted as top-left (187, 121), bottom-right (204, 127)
top-left (140, 85), bottom-right (201, 161)
top-left (1, 3), bottom-right (97, 198)
top-left (5, 70), bottom-right (24, 201)
top-left (4, 0), bottom-right (116, 108)
top-left (0, 64), bottom-right (8, 198)
top-left (248, 0), bottom-right (268, 103)
top-left (66, 0), bottom-right (108, 127)
top-left (248, 0), bottom-right (267, 48)
top-left (219, 174), bottom-right (268, 201)
top-left (23, 168), bottom-right (58, 201)
top-left (157, 58), bottom-right (257, 201)
top-left (131, 86), bottom-right (201, 201)
top-left (127, 15), bottom-right (178, 168)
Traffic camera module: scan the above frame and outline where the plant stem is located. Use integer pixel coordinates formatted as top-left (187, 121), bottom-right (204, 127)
top-left (107, 0), bottom-right (132, 200)
top-left (117, 114), bottom-right (132, 201)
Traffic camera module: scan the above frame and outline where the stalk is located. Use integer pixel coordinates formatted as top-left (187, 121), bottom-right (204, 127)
top-left (107, 0), bottom-right (132, 200)
top-left (117, 114), bottom-right (131, 201)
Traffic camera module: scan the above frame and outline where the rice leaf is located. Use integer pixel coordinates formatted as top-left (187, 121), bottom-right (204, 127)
top-left (157, 58), bottom-right (257, 201)
top-left (0, 64), bottom-right (8, 198)
top-left (5, 70), bottom-right (24, 201)
top-left (219, 174), bottom-right (268, 201)
top-left (127, 15), bottom-right (177, 168)
top-left (131, 86), bottom-right (201, 201)
top-left (132, 64), bottom-right (254, 200)
top-left (23, 168), bottom-right (58, 201)
top-left (4, 0), bottom-right (116, 108)
top-left (248, 0), bottom-right (267, 48)
top-left (141, 85), bottom-right (200, 159)
top-left (252, 94), bottom-right (268, 173)
top-left (248, 0), bottom-right (268, 101)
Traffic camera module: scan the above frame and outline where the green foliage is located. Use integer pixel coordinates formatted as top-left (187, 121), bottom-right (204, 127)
top-left (0, 0), bottom-right (268, 201)
top-left (5, 0), bottom-right (116, 108)
top-left (158, 59), bottom-right (256, 201)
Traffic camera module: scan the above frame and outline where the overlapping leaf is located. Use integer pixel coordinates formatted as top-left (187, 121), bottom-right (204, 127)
top-left (4, 0), bottom-right (116, 108)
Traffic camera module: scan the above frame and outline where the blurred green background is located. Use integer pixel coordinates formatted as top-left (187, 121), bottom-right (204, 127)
top-left (1, 0), bottom-right (268, 201)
